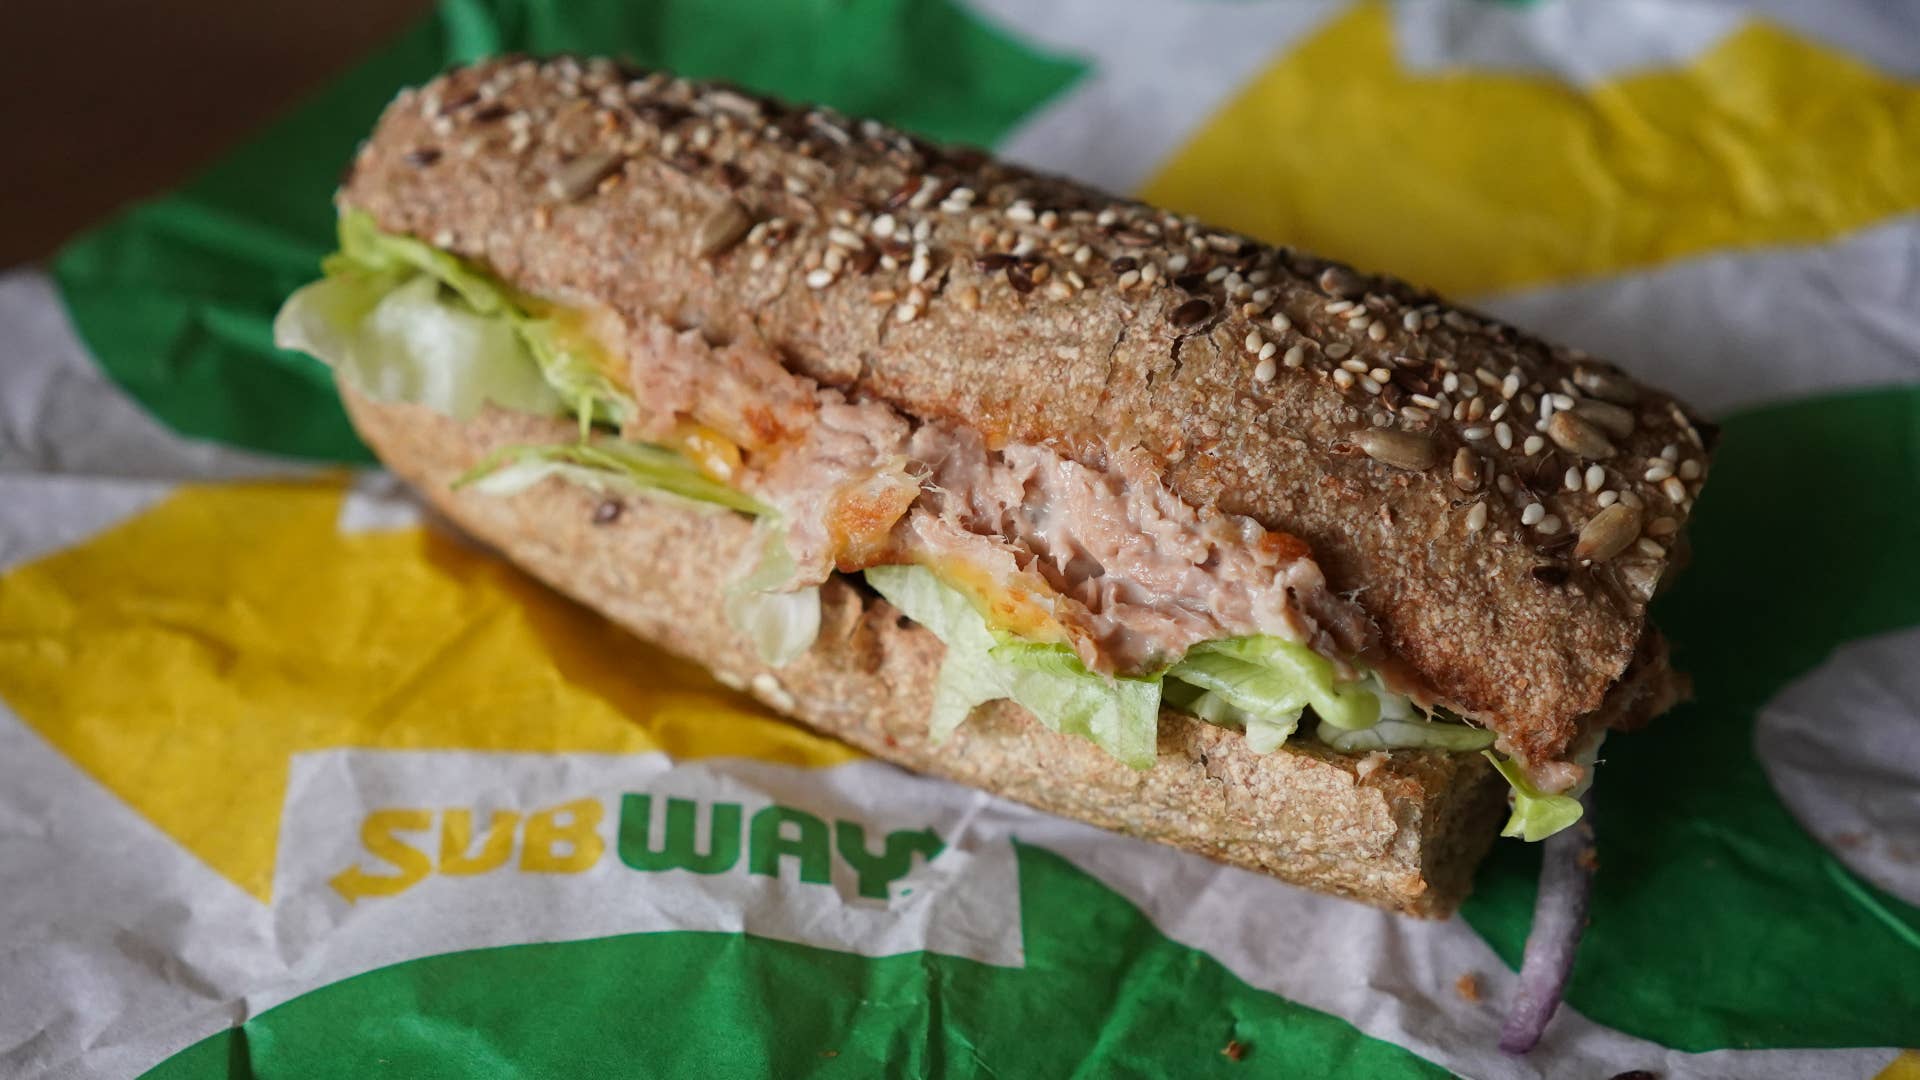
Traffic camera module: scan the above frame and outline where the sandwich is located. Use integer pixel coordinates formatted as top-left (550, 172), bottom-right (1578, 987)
top-left (275, 56), bottom-right (1708, 922)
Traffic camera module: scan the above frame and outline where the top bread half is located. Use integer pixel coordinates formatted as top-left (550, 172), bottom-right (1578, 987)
top-left (337, 56), bottom-right (1708, 778)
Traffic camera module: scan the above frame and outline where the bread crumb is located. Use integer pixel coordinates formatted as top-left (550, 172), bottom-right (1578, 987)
top-left (1455, 972), bottom-right (1483, 1003)
top-left (1221, 1039), bottom-right (1246, 1062)
top-left (1354, 750), bottom-right (1389, 781)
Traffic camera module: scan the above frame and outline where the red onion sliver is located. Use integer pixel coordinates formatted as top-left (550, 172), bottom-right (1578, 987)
top-left (1499, 791), bottom-right (1598, 1055)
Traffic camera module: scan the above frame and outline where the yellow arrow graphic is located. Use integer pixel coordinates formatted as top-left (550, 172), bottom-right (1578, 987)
top-left (0, 476), bottom-right (855, 902)
top-left (1143, 3), bottom-right (1920, 296)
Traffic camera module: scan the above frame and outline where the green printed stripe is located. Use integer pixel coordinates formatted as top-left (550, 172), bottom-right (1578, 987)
top-left (145, 843), bottom-right (1446, 1079)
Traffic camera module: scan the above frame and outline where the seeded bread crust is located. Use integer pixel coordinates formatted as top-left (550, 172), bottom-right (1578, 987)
top-left (343, 388), bottom-right (1507, 916)
top-left (339, 58), bottom-right (1712, 772)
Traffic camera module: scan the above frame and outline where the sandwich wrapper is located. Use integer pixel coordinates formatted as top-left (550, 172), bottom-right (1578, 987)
top-left (3, 0), bottom-right (1918, 1075)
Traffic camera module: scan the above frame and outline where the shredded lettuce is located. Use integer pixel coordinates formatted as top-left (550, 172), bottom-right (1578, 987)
top-left (866, 565), bottom-right (1160, 768)
top-left (1484, 752), bottom-right (1586, 841)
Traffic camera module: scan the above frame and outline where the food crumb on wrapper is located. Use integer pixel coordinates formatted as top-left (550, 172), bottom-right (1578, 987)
top-left (1221, 1039), bottom-right (1247, 1062)
top-left (1454, 972), bottom-right (1484, 1003)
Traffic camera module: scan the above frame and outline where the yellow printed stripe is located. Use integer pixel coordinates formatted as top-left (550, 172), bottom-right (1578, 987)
top-left (1143, 2), bottom-right (1920, 296)
top-left (0, 477), bottom-right (855, 902)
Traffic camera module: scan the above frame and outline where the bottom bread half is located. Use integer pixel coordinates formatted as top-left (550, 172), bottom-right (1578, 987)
top-left (343, 388), bottom-right (1509, 917)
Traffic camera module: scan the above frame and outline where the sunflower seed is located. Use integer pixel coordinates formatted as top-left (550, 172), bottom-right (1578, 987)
top-left (1574, 504), bottom-right (1642, 562)
top-left (693, 198), bottom-right (753, 258)
top-left (1573, 400), bottom-right (1636, 438)
top-left (1452, 448), bottom-right (1482, 492)
top-left (1354, 429), bottom-right (1439, 471)
top-left (1574, 366), bottom-right (1639, 405)
top-left (549, 150), bottom-right (623, 201)
top-left (1547, 412), bottom-right (1616, 459)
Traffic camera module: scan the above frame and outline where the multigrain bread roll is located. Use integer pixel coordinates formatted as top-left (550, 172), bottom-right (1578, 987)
top-left (279, 56), bottom-right (1709, 915)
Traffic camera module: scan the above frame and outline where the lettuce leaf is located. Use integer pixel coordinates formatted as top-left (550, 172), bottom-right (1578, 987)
top-left (455, 441), bottom-right (765, 515)
top-left (1315, 717), bottom-right (1496, 753)
top-left (724, 522), bottom-right (822, 667)
top-left (866, 565), bottom-right (1160, 768)
top-left (1171, 636), bottom-right (1380, 731)
top-left (282, 210), bottom-right (633, 428)
top-left (1484, 751), bottom-right (1586, 841)
top-left (276, 274), bottom-right (563, 420)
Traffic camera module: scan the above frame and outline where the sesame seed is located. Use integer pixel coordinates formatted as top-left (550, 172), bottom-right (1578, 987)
top-left (1350, 313), bottom-right (1372, 329)
top-left (1521, 503), bottom-right (1546, 526)
top-left (1254, 357), bottom-right (1278, 382)
top-left (1207, 265), bottom-right (1230, 283)
top-left (1333, 369), bottom-right (1355, 390)
top-left (1679, 459), bottom-right (1703, 480)
top-left (1272, 312), bottom-right (1292, 333)
top-left (872, 214), bottom-right (897, 238)
top-left (1403, 310), bottom-right (1422, 332)
top-left (1252, 288), bottom-right (1275, 305)
top-left (1463, 426), bottom-right (1491, 441)
top-left (432, 229), bottom-right (454, 247)
top-left (1585, 464), bottom-right (1605, 492)
top-left (1072, 244), bottom-right (1093, 266)
top-left (1117, 269), bottom-right (1142, 289)
top-left (1046, 279), bottom-right (1072, 300)
top-left (1411, 394), bottom-right (1442, 410)
top-left (1442, 373), bottom-right (1460, 394)
top-left (1096, 208), bottom-right (1119, 227)
top-left (1360, 376), bottom-right (1384, 395)
top-left (1501, 373), bottom-right (1521, 399)
top-left (1662, 476), bottom-right (1689, 503)
top-left (1565, 467), bottom-right (1583, 491)
top-left (1477, 367), bottom-right (1501, 388)
top-left (1369, 367), bottom-right (1392, 383)
top-left (828, 226), bottom-right (862, 249)
top-left (895, 302), bottom-right (921, 323)
top-left (1489, 401), bottom-right (1509, 422)
top-left (1067, 270), bottom-right (1086, 290)
top-left (1551, 393), bottom-right (1576, 411)
top-left (1452, 401), bottom-right (1471, 421)
top-left (1140, 262), bottom-right (1160, 284)
top-left (1618, 490), bottom-right (1645, 510)
top-left (1645, 462), bottom-right (1674, 482)
top-left (1283, 345), bottom-right (1307, 369)
top-left (1523, 435), bottom-right (1545, 455)
top-left (1008, 201), bottom-right (1036, 223)
top-left (1341, 358), bottom-right (1369, 374)
top-left (1636, 537), bottom-right (1668, 559)
top-left (1598, 490), bottom-right (1620, 508)
top-left (1245, 331), bottom-right (1264, 354)
top-left (1466, 502), bottom-right (1489, 533)
top-left (1325, 299), bottom-right (1353, 314)
top-left (1661, 443), bottom-right (1680, 462)
top-left (1468, 397), bottom-right (1487, 421)
top-left (1326, 342), bottom-right (1352, 360)
top-left (1039, 210), bottom-right (1059, 230)
top-left (1167, 253), bottom-right (1190, 272)
top-left (1647, 515), bottom-right (1679, 537)
top-left (1368, 322), bottom-right (1388, 341)
top-left (784, 175), bottom-right (807, 195)
top-left (1538, 514), bottom-right (1563, 535)
top-left (805, 268), bottom-right (835, 289)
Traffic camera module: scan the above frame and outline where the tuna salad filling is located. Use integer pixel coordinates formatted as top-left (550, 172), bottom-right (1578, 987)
top-left (273, 212), bottom-right (1585, 841)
